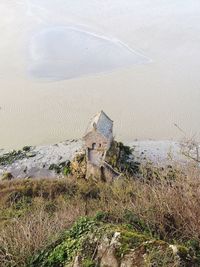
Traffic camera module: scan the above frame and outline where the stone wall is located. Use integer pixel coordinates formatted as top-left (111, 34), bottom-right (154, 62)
top-left (86, 162), bottom-right (102, 180)
top-left (83, 130), bottom-right (112, 152)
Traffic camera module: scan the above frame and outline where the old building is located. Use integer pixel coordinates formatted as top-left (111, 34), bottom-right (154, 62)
top-left (83, 111), bottom-right (114, 179)
top-left (83, 111), bottom-right (113, 165)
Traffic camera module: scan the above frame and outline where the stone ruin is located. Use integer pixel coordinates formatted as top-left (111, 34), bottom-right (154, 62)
top-left (82, 111), bottom-right (121, 181)
top-left (70, 111), bottom-right (139, 181)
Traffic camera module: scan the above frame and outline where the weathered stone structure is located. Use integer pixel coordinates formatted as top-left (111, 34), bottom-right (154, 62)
top-left (83, 111), bottom-right (119, 181)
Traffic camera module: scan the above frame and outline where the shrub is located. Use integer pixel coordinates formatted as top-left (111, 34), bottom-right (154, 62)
top-left (1, 172), bottom-right (13, 181)
top-left (0, 164), bottom-right (200, 266)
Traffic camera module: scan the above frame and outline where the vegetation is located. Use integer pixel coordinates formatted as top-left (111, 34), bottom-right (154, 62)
top-left (0, 146), bottom-right (35, 166)
top-left (0, 163), bottom-right (199, 266)
top-left (105, 141), bottom-right (140, 175)
top-left (49, 161), bottom-right (71, 175)
top-left (1, 172), bottom-right (13, 181)
top-left (29, 217), bottom-right (195, 267)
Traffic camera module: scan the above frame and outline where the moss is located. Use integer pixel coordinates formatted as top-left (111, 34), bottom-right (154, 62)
top-left (145, 246), bottom-right (176, 267)
top-left (116, 228), bottom-right (149, 257)
top-left (82, 258), bottom-right (96, 267)
top-left (177, 245), bottom-right (188, 258)
top-left (115, 229), bottom-right (192, 266)
top-left (29, 217), bottom-right (100, 267)
top-left (26, 217), bottom-right (200, 266)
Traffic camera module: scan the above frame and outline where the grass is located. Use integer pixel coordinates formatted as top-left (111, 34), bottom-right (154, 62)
top-left (0, 164), bottom-right (200, 266)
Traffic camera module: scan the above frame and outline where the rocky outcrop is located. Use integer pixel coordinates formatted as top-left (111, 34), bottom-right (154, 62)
top-left (70, 153), bottom-right (87, 179)
top-left (29, 217), bottom-right (198, 267)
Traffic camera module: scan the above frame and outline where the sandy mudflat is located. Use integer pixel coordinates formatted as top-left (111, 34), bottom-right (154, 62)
top-left (0, 0), bottom-right (200, 149)
top-left (29, 26), bottom-right (150, 80)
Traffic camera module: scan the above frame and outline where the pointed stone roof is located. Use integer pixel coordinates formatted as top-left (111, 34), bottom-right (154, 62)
top-left (84, 111), bottom-right (113, 139)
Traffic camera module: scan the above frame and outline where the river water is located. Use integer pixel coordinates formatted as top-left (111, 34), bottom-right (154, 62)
top-left (0, 0), bottom-right (200, 149)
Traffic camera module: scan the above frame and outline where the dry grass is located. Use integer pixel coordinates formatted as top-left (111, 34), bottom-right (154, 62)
top-left (132, 166), bottom-right (200, 240)
top-left (0, 164), bottom-right (200, 266)
top-left (0, 196), bottom-right (85, 266)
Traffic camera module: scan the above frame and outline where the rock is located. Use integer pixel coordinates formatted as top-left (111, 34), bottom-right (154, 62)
top-left (100, 247), bottom-right (119, 267)
top-left (70, 153), bottom-right (87, 179)
top-left (97, 232), bottom-right (121, 267)
top-left (120, 247), bottom-right (146, 267)
top-left (72, 256), bottom-right (82, 267)
top-left (26, 152), bottom-right (36, 158)
top-left (29, 217), bottom-right (197, 267)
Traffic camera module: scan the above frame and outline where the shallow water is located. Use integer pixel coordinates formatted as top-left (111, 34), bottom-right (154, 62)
top-left (0, 0), bottom-right (200, 149)
top-left (29, 26), bottom-right (150, 80)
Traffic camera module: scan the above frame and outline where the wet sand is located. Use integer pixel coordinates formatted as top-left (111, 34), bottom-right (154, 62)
top-left (29, 26), bottom-right (150, 80)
